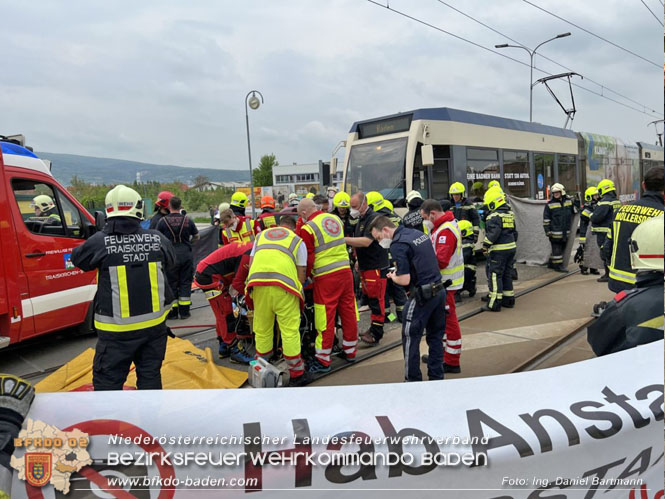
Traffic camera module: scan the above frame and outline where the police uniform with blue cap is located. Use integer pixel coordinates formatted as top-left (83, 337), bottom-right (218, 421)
top-left (388, 225), bottom-right (446, 381)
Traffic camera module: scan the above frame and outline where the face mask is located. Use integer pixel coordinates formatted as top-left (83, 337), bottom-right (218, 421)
top-left (379, 238), bottom-right (392, 249)
top-left (423, 220), bottom-right (434, 232)
top-left (350, 208), bottom-right (360, 219)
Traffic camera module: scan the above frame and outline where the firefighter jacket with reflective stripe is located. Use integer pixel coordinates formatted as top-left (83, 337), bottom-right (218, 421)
top-left (462, 235), bottom-right (476, 269)
top-left (579, 202), bottom-right (595, 243)
top-left (587, 272), bottom-right (664, 355)
top-left (376, 207), bottom-right (402, 227)
top-left (590, 191), bottom-right (620, 233)
top-left (606, 191), bottom-right (664, 292)
top-left (431, 217), bottom-right (464, 290)
top-left (302, 212), bottom-right (350, 278)
top-left (71, 217), bottom-right (176, 333)
top-left (222, 216), bottom-right (258, 245)
top-left (247, 227), bottom-right (304, 301)
top-left (452, 198), bottom-right (480, 239)
top-left (258, 209), bottom-right (279, 230)
top-left (543, 195), bottom-right (575, 239)
top-left (483, 205), bottom-right (517, 252)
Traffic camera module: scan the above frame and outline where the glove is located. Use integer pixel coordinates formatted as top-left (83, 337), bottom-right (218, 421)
top-left (0, 375), bottom-right (35, 467)
top-left (574, 245), bottom-right (585, 264)
top-left (546, 231), bottom-right (552, 238)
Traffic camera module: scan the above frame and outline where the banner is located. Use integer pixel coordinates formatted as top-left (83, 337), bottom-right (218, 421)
top-left (10, 341), bottom-right (664, 498)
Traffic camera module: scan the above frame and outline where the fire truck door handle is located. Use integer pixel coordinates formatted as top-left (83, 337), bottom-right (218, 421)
top-left (25, 251), bottom-right (46, 258)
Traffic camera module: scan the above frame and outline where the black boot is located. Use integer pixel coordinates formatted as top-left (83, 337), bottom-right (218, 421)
top-left (167, 306), bottom-right (179, 320)
top-left (179, 303), bottom-right (191, 319)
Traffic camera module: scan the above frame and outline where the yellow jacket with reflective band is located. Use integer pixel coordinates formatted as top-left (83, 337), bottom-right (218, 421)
top-left (431, 220), bottom-right (465, 290)
top-left (247, 227), bottom-right (304, 302)
top-left (224, 217), bottom-right (257, 244)
top-left (303, 213), bottom-right (350, 278)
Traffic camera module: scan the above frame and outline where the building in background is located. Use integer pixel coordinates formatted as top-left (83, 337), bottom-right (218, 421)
top-left (272, 161), bottom-right (342, 200)
top-left (193, 180), bottom-right (250, 192)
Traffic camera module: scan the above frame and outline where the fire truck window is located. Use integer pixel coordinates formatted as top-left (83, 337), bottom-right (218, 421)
top-left (56, 190), bottom-right (85, 238)
top-left (11, 179), bottom-right (65, 236)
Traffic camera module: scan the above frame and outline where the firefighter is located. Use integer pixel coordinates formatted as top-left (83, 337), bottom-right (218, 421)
top-left (306, 192), bottom-right (316, 199)
top-left (149, 190), bottom-right (173, 229)
top-left (257, 195), bottom-right (279, 230)
top-left (155, 196), bottom-right (200, 319)
top-left (345, 191), bottom-right (389, 345)
top-left (297, 198), bottom-right (358, 372)
top-left (402, 190), bottom-right (426, 232)
top-left (543, 183), bottom-right (575, 272)
top-left (458, 219), bottom-right (477, 297)
top-left (482, 186), bottom-right (517, 312)
top-left (587, 215), bottom-right (664, 355)
top-left (288, 192), bottom-right (300, 207)
top-left (370, 215), bottom-right (446, 381)
top-left (246, 225), bottom-right (308, 385)
top-left (71, 185), bottom-right (176, 390)
top-left (575, 186), bottom-right (601, 275)
top-left (30, 194), bottom-right (61, 224)
top-left (604, 167), bottom-right (664, 292)
top-left (0, 374), bottom-right (35, 499)
top-left (230, 191), bottom-right (249, 217)
top-left (326, 185), bottom-right (338, 210)
top-left (219, 208), bottom-right (260, 245)
top-left (332, 191), bottom-right (354, 236)
top-left (449, 182), bottom-right (480, 242)
top-left (194, 242), bottom-right (254, 364)
top-left (591, 178), bottom-right (621, 282)
top-left (420, 199), bottom-right (464, 372)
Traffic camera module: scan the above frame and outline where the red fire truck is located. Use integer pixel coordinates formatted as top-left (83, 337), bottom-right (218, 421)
top-left (0, 135), bottom-right (100, 348)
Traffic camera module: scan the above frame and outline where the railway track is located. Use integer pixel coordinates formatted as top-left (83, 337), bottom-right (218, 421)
top-left (8, 268), bottom-right (590, 385)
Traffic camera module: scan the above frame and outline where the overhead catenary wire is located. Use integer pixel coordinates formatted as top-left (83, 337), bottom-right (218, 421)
top-left (365, 0), bottom-right (664, 119)
top-left (435, 0), bottom-right (662, 119)
top-left (521, 0), bottom-right (662, 67)
top-left (638, 0), bottom-right (665, 26)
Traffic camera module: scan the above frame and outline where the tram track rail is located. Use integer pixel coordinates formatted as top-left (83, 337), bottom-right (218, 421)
top-left (9, 268), bottom-right (586, 385)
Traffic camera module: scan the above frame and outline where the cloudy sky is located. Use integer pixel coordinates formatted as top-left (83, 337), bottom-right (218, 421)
top-left (1, 0), bottom-right (663, 170)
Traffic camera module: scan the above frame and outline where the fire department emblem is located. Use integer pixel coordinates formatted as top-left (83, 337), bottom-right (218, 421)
top-left (25, 453), bottom-right (52, 487)
top-left (322, 217), bottom-right (341, 237)
top-left (265, 227), bottom-right (288, 240)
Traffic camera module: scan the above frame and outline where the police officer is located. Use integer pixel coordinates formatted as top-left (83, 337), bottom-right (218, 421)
top-left (575, 186), bottom-right (601, 275)
top-left (482, 186), bottom-right (517, 312)
top-left (604, 167), bottom-right (664, 292)
top-left (156, 196), bottom-right (200, 319)
top-left (72, 185), bottom-right (176, 390)
top-left (591, 178), bottom-right (621, 282)
top-left (149, 190), bottom-right (173, 229)
top-left (369, 215), bottom-right (446, 381)
top-left (449, 182), bottom-right (480, 242)
top-left (587, 215), bottom-right (664, 355)
top-left (543, 183), bottom-right (575, 272)
top-left (346, 192), bottom-right (389, 345)
top-left (230, 191), bottom-right (249, 217)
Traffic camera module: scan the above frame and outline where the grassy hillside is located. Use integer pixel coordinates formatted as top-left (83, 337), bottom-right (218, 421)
top-left (37, 151), bottom-right (249, 186)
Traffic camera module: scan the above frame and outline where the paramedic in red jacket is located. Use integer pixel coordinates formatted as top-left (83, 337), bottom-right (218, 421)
top-left (194, 242), bottom-right (254, 364)
top-left (420, 199), bottom-right (464, 373)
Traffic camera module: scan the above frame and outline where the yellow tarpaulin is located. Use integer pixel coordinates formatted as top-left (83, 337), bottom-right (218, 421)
top-left (36, 337), bottom-right (247, 392)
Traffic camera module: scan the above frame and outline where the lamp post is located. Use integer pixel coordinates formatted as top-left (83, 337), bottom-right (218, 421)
top-left (495, 33), bottom-right (571, 122)
top-left (245, 90), bottom-right (264, 218)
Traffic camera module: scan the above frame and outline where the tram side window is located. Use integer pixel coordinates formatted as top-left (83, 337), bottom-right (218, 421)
top-left (466, 148), bottom-right (499, 202)
top-left (11, 179), bottom-right (65, 236)
top-left (558, 154), bottom-right (577, 194)
top-left (503, 150), bottom-right (531, 198)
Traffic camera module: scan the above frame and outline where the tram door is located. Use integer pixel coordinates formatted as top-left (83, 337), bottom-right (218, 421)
top-left (534, 153), bottom-right (554, 200)
top-left (413, 145), bottom-right (450, 200)
top-left (429, 158), bottom-right (450, 200)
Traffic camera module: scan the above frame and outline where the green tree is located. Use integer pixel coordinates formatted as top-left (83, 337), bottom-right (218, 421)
top-left (253, 153), bottom-right (278, 187)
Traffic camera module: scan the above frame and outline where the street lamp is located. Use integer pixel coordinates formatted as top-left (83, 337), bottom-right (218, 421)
top-left (245, 89), bottom-right (264, 217)
top-left (495, 32), bottom-right (571, 122)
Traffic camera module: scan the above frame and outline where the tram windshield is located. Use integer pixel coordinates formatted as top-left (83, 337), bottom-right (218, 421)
top-left (345, 137), bottom-right (407, 201)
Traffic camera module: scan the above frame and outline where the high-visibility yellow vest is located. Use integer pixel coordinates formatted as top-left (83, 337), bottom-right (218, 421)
top-left (303, 213), bottom-right (349, 277)
top-left (224, 218), bottom-right (256, 244)
top-left (247, 227), bottom-right (303, 300)
top-left (431, 220), bottom-right (464, 290)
